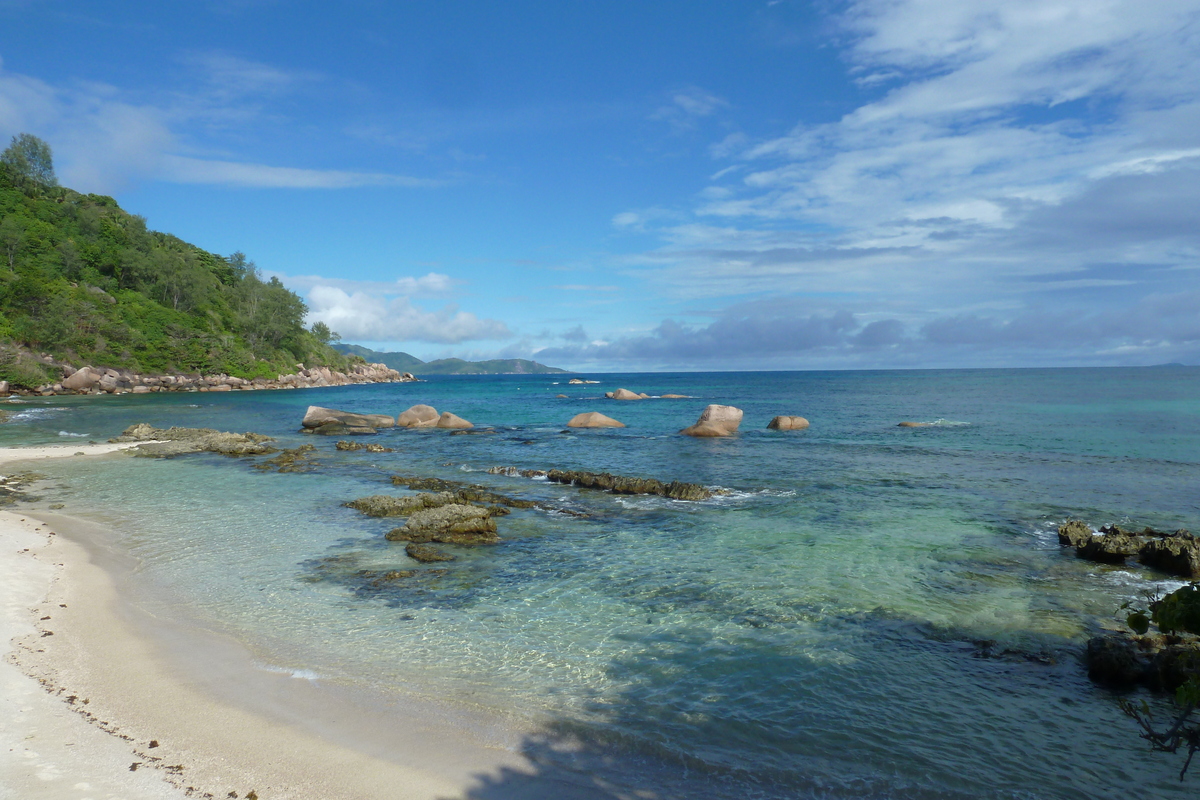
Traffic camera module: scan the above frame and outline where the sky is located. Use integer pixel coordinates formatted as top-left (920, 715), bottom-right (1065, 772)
top-left (1, 0), bottom-right (1198, 371)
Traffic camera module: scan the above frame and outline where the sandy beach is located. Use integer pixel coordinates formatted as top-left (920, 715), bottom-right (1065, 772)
top-left (0, 444), bottom-right (619, 800)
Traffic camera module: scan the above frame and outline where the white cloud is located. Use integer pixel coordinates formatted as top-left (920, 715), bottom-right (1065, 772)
top-left (651, 86), bottom-right (729, 132)
top-left (305, 285), bottom-right (511, 344)
top-left (0, 56), bottom-right (446, 192)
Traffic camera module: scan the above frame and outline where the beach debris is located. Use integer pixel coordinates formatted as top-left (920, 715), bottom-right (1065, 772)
top-left (1056, 520), bottom-right (1198, 577)
top-left (566, 412), bottom-right (625, 428)
top-left (253, 444), bottom-right (319, 473)
top-left (111, 423), bottom-right (277, 457)
top-left (767, 415), bottom-right (810, 431)
top-left (680, 404), bottom-right (743, 437)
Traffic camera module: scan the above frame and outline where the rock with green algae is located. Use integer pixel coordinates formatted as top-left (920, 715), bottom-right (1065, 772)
top-left (110, 423), bottom-right (277, 457)
top-left (405, 543), bottom-right (455, 563)
top-left (386, 503), bottom-right (501, 545)
top-left (345, 492), bottom-right (459, 517)
top-left (253, 444), bottom-right (319, 473)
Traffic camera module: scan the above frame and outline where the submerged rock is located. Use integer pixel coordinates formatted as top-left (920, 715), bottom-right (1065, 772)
top-left (306, 422), bottom-right (377, 436)
top-left (336, 440), bottom-right (393, 452)
top-left (253, 444), bottom-right (319, 473)
top-left (898, 421), bottom-right (932, 428)
top-left (406, 543), bottom-right (455, 562)
top-left (680, 404), bottom-right (743, 437)
top-left (607, 388), bottom-right (643, 400)
top-left (336, 440), bottom-right (363, 451)
top-left (111, 423), bottom-right (277, 457)
top-left (436, 411), bottom-right (473, 429)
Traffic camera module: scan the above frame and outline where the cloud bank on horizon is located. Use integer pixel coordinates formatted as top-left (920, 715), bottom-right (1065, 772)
top-left (1, 0), bottom-right (1197, 370)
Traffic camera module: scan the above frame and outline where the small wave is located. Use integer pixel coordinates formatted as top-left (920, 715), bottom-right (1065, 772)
top-left (11, 408), bottom-right (64, 421)
top-left (57, 431), bottom-right (89, 438)
top-left (929, 419), bottom-right (970, 427)
top-left (256, 662), bottom-right (322, 681)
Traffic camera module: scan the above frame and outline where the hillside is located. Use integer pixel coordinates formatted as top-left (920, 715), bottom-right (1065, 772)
top-left (0, 135), bottom-right (353, 388)
top-left (333, 344), bottom-right (568, 375)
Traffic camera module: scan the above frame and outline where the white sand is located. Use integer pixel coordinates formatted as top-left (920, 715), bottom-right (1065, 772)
top-left (0, 441), bottom-right (151, 467)
top-left (0, 444), bottom-right (629, 800)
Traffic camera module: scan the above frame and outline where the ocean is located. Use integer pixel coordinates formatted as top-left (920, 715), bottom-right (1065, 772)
top-left (9, 367), bottom-right (1200, 799)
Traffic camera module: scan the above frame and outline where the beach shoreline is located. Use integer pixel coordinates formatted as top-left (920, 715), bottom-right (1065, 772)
top-left (0, 444), bottom-right (623, 800)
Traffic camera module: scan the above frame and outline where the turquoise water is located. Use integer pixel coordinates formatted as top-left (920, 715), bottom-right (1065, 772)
top-left (11, 367), bottom-right (1200, 799)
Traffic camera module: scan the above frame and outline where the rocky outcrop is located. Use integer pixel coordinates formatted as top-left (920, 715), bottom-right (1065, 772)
top-left (567, 412), bottom-right (625, 428)
top-left (386, 504), bottom-right (501, 545)
top-left (436, 411), bottom-right (473, 429)
top-left (302, 406), bottom-right (394, 429)
top-left (605, 388), bottom-right (646, 400)
top-left (18, 360), bottom-right (413, 398)
top-left (541, 468), bottom-right (712, 501)
top-left (660, 394), bottom-right (690, 399)
top-left (389, 476), bottom-right (536, 509)
top-left (110, 423), bottom-right (277, 457)
top-left (568, 378), bottom-right (599, 385)
top-left (397, 404), bottom-right (440, 428)
top-left (346, 492), bottom-right (459, 517)
top-left (898, 421), bottom-right (932, 428)
top-left (1057, 521), bottom-right (1199, 577)
top-left (335, 440), bottom-right (392, 452)
top-left (1086, 632), bottom-right (1200, 691)
top-left (253, 444), bottom-right (319, 473)
top-left (681, 404), bottom-right (743, 437)
top-left (767, 416), bottom-right (810, 431)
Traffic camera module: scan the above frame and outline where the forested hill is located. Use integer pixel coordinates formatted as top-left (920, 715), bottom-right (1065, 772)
top-left (334, 344), bottom-right (569, 375)
top-left (0, 138), bottom-right (350, 389)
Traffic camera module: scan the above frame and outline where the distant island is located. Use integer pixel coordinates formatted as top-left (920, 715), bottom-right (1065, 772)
top-left (333, 344), bottom-right (569, 375)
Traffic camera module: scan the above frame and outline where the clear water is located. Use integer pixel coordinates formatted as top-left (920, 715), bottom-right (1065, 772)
top-left (11, 367), bottom-right (1200, 799)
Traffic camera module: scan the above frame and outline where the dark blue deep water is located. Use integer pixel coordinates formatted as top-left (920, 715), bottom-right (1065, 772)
top-left (9, 366), bottom-right (1200, 799)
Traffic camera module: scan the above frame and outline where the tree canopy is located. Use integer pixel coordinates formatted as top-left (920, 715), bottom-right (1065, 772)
top-left (0, 133), bottom-right (57, 187)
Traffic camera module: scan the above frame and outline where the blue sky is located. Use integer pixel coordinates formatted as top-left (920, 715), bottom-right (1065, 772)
top-left (2, 0), bottom-right (1198, 370)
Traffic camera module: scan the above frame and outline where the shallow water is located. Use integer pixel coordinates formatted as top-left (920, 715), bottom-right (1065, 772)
top-left (12, 367), bottom-right (1200, 798)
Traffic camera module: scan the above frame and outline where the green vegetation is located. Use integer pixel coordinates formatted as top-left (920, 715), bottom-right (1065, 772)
top-left (0, 133), bottom-right (352, 387)
top-left (1121, 583), bottom-right (1200, 779)
top-left (334, 343), bottom-right (568, 375)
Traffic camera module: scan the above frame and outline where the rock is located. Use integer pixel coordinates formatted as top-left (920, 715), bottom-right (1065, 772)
top-left (110, 424), bottom-right (277, 457)
top-left (405, 543), bottom-right (455, 563)
top-left (767, 416), bottom-right (810, 431)
top-left (131, 385), bottom-right (152, 394)
top-left (1057, 520), bottom-right (1093, 547)
top-left (543, 469), bottom-right (712, 501)
top-left (1086, 634), bottom-right (1147, 688)
top-left (609, 388), bottom-right (643, 400)
top-left (1140, 537), bottom-right (1200, 578)
top-left (62, 366), bottom-right (100, 391)
top-left (898, 421), bottom-right (931, 427)
top-left (386, 503), bottom-right (500, 545)
top-left (567, 412), bottom-right (625, 429)
top-left (436, 411), bottom-right (473, 429)
top-left (389, 476), bottom-right (536, 509)
top-left (253, 444), bottom-right (319, 473)
top-left (396, 404), bottom-right (440, 428)
top-left (302, 406), bottom-right (394, 429)
top-left (568, 378), bottom-right (585, 384)
top-left (556, 394), bottom-right (569, 398)
top-left (307, 423), bottom-right (377, 436)
top-left (1148, 641), bottom-right (1200, 691)
top-left (680, 404), bottom-right (743, 437)
top-left (1076, 531), bottom-right (1141, 564)
top-left (660, 394), bottom-right (690, 399)
top-left (335, 440), bottom-right (363, 451)
top-left (347, 492), bottom-right (458, 517)
top-left (365, 443), bottom-right (392, 453)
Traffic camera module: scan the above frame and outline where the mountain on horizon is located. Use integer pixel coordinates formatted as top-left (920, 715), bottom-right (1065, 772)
top-left (334, 343), bottom-right (569, 375)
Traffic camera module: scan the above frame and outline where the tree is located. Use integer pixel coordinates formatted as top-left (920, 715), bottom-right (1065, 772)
top-left (311, 321), bottom-right (340, 345)
top-left (1, 133), bottom-right (57, 187)
top-left (1121, 583), bottom-right (1200, 780)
